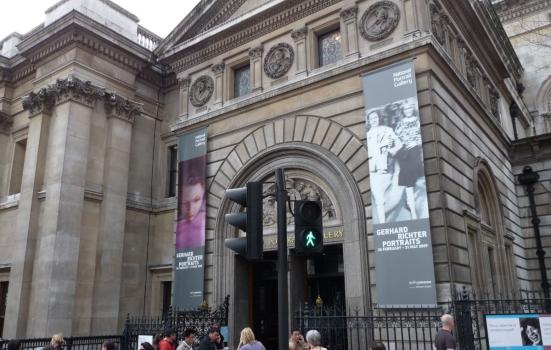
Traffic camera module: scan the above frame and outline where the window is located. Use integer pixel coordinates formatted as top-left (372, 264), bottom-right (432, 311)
top-left (234, 64), bottom-right (250, 98)
top-left (318, 29), bottom-right (342, 67)
top-left (167, 145), bottom-right (178, 197)
top-left (0, 281), bottom-right (8, 338)
top-left (9, 139), bottom-right (26, 195)
top-left (487, 247), bottom-right (498, 296)
top-left (162, 281), bottom-right (172, 316)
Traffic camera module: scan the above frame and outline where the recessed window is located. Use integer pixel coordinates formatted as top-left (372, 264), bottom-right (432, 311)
top-left (162, 280), bottom-right (172, 316)
top-left (234, 64), bottom-right (250, 98)
top-left (318, 29), bottom-right (342, 67)
top-left (9, 139), bottom-right (26, 195)
top-left (167, 145), bottom-right (178, 197)
top-left (0, 281), bottom-right (8, 338)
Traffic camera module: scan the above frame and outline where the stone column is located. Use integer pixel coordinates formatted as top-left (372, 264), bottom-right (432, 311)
top-left (29, 95), bottom-right (94, 336)
top-left (0, 112), bottom-right (12, 194)
top-left (178, 77), bottom-right (191, 120)
top-left (91, 93), bottom-right (141, 334)
top-left (291, 28), bottom-right (308, 77)
top-left (3, 99), bottom-right (52, 338)
top-left (340, 6), bottom-right (359, 59)
top-left (212, 63), bottom-right (225, 108)
top-left (249, 46), bottom-right (263, 93)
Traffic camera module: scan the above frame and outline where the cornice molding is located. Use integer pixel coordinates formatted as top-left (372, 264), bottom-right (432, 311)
top-left (22, 75), bottom-right (142, 121)
top-left (165, 0), bottom-right (340, 74)
top-left (494, 0), bottom-right (551, 23)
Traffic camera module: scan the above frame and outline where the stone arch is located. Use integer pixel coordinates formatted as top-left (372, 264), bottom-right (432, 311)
top-left (207, 115), bottom-right (371, 334)
top-left (536, 75), bottom-right (551, 114)
top-left (473, 158), bottom-right (506, 232)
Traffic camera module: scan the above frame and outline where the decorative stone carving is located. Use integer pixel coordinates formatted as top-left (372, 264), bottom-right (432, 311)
top-left (359, 1), bottom-right (400, 42)
top-left (21, 75), bottom-right (142, 122)
top-left (262, 178), bottom-right (337, 228)
top-left (430, 4), bottom-right (447, 46)
top-left (179, 77), bottom-right (191, 90)
top-left (263, 43), bottom-right (294, 79)
top-left (340, 6), bottom-right (358, 21)
top-left (291, 27), bottom-right (308, 42)
top-left (249, 46), bottom-right (263, 59)
top-left (489, 87), bottom-right (500, 118)
top-left (104, 92), bottom-right (143, 122)
top-left (189, 75), bottom-right (214, 107)
top-left (0, 112), bottom-right (13, 134)
top-left (465, 55), bottom-right (478, 89)
top-left (211, 63), bottom-right (225, 75)
top-left (22, 75), bottom-right (103, 114)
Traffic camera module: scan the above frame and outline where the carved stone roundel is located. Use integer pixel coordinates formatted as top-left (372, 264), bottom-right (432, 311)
top-left (263, 43), bottom-right (294, 79)
top-left (190, 75), bottom-right (214, 107)
top-left (359, 1), bottom-right (400, 42)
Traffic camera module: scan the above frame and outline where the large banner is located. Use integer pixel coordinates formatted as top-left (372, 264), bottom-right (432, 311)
top-left (362, 60), bottom-right (437, 307)
top-left (174, 128), bottom-right (207, 309)
top-left (486, 314), bottom-right (551, 349)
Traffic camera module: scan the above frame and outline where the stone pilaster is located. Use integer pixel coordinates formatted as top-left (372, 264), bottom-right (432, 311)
top-left (291, 27), bottom-right (308, 77)
top-left (0, 112), bottom-right (12, 195)
top-left (3, 108), bottom-right (51, 338)
top-left (28, 99), bottom-right (94, 336)
top-left (212, 63), bottom-right (225, 108)
top-left (91, 96), bottom-right (140, 334)
top-left (248, 46), bottom-right (263, 92)
top-left (178, 77), bottom-right (191, 120)
top-left (340, 6), bottom-right (359, 59)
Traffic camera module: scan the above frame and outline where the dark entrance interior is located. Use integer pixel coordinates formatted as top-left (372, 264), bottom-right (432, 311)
top-left (251, 245), bottom-right (345, 349)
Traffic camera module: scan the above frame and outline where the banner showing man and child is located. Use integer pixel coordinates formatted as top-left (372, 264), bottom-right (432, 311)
top-left (174, 128), bottom-right (207, 310)
top-left (363, 60), bottom-right (437, 307)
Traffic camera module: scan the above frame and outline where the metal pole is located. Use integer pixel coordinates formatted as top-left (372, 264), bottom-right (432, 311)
top-left (276, 168), bottom-right (289, 350)
top-left (518, 166), bottom-right (551, 308)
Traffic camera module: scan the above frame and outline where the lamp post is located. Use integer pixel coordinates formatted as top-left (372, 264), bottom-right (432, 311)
top-left (518, 166), bottom-right (550, 303)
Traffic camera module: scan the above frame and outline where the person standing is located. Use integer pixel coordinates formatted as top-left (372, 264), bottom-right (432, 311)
top-left (177, 329), bottom-right (197, 350)
top-left (435, 314), bottom-right (456, 350)
top-left (159, 329), bottom-right (177, 350)
top-left (237, 328), bottom-right (265, 350)
top-left (199, 328), bottom-right (220, 350)
top-left (305, 330), bottom-right (327, 350)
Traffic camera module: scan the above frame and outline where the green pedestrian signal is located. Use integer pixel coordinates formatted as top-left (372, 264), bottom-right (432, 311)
top-left (294, 201), bottom-right (323, 254)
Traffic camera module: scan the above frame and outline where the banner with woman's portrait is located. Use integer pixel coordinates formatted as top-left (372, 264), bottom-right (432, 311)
top-left (174, 128), bottom-right (207, 309)
top-left (362, 60), bottom-right (437, 307)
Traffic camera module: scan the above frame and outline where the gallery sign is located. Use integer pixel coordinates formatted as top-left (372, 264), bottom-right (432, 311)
top-left (173, 128), bottom-right (207, 309)
top-left (486, 314), bottom-right (551, 349)
top-left (362, 59), bottom-right (437, 307)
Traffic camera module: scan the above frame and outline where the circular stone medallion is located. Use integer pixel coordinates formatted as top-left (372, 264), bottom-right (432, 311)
top-left (190, 75), bottom-right (214, 107)
top-left (360, 1), bottom-right (401, 42)
top-left (263, 43), bottom-right (294, 79)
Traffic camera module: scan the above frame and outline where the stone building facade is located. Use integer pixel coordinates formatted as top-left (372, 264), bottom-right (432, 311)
top-left (0, 0), bottom-right (545, 345)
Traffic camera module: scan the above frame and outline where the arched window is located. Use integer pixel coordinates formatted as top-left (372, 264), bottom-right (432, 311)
top-left (466, 160), bottom-right (516, 296)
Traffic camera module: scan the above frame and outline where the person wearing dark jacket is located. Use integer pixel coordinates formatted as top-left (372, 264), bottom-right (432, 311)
top-left (199, 328), bottom-right (220, 350)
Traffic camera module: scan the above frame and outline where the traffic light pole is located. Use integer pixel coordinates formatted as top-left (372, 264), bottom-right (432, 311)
top-left (276, 168), bottom-right (289, 350)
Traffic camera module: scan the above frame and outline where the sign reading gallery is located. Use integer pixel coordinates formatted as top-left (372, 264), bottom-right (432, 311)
top-left (173, 127), bottom-right (208, 309)
top-left (362, 59), bottom-right (437, 307)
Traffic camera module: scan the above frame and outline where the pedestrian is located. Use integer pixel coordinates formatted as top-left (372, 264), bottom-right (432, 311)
top-left (237, 327), bottom-right (265, 350)
top-left (370, 342), bottom-right (386, 350)
top-left (140, 343), bottom-right (154, 350)
top-left (177, 329), bottom-right (197, 350)
top-left (7, 340), bottom-right (22, 350)
top-left (305, 330), bottom-right (327, 350)
top-left (199, 328), bottom-right (220, 350)
top-left (102, 341), bottom-right (116, 350)
top-left (159, 328), bottom-right (177, 350)
top-left (435, 314), bottom-right (456, 350)
top-left (50, 334), bottom-right (64, 350)
top-left (153, 335), bottom-right (162, 350)
top-left (289, 329), bottom-right (308, 350)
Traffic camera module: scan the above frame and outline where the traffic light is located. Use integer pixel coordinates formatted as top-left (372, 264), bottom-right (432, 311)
top-left (294, 200), bottom-right (323, 254)
top-left (224, 182), bottom-right (263, 260)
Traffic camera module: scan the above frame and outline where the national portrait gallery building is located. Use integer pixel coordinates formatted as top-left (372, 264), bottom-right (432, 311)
top-left (0, 0), bottom-right (548, 344)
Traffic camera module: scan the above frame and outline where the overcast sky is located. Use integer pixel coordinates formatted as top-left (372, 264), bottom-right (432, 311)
top-left (0, 0), bottom-right (201, 41)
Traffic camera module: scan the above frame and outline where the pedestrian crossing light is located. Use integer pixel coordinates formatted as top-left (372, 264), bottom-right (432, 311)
top-left (224, 182), bottom-right (264, 260)
top-left (294, 200), bottom-right (323, 254)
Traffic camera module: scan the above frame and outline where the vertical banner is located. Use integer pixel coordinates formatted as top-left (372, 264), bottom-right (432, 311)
top-left (174, 127), bottom-right (207, 309)
top-left (362, 60), bottom-right (437, 307)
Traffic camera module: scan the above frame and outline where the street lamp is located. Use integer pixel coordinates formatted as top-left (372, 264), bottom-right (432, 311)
top-left (518, 166), bottom-right (550, 303)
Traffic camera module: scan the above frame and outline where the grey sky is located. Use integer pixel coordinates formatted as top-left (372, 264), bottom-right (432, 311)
top-left (0, 0), bottom-right (201, 42)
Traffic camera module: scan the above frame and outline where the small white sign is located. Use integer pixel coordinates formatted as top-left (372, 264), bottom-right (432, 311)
top-left (138, 335), bottom-right (154, 350)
